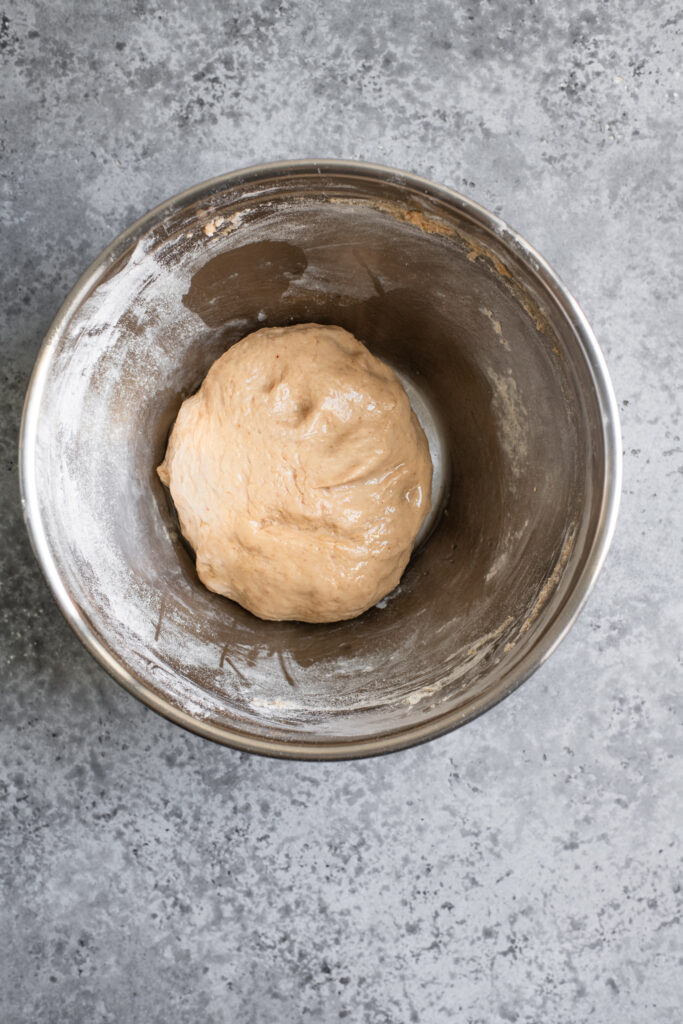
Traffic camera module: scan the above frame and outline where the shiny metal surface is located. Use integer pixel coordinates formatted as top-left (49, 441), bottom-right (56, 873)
top-left (20, 160), bottom-right (621, 759)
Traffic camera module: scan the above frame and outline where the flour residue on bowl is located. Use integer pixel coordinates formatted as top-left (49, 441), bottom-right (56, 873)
top-left (28, 181), bottom-right (593, 748)
top-left (488, 368), bottom-right (529, 478)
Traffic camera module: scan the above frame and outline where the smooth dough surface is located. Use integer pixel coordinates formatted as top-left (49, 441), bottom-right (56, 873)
top-left (158, 324), bottom-right (432, 622)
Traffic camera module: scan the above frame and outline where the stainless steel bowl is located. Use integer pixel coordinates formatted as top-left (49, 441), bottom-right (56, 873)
top-left (20, 160), bottom-right (621, 759)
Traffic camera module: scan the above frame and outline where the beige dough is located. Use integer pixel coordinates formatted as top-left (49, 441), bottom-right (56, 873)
top-left (158, 324), bottom-right (432, 622)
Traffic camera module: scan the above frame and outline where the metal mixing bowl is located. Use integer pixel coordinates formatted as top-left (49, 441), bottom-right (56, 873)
top-left (20, 160), bottom-right (621, 759)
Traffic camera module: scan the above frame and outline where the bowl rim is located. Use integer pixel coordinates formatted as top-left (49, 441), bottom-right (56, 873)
top-left (19, 158), bottom-right (622, 760)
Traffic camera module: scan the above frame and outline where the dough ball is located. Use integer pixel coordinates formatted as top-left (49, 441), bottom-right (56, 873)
top-left (158, 324), bottom-right (432, 622)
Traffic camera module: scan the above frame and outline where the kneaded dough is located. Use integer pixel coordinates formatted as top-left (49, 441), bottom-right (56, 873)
top-left (158, 323), bottom-right (432, 622)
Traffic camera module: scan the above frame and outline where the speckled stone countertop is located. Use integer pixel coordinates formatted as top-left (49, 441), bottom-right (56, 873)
top-left (1, 2), bottom-right (681, 1022)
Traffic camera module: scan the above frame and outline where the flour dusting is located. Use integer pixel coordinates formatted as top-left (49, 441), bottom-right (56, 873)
top-left (29, 187), bottom-right (580, 745)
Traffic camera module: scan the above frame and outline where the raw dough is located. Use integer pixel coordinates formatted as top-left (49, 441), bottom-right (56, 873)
top-left (158, 324), bottom-right (432, 622)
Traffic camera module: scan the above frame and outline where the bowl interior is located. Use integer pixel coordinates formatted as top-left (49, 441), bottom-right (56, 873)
top-left (26, 165), bottom-right (611, 756)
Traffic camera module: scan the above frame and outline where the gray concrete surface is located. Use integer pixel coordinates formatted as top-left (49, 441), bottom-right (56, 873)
top-left (1, 1), bottom-right (681, 1021)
